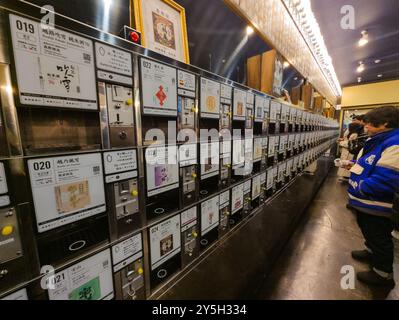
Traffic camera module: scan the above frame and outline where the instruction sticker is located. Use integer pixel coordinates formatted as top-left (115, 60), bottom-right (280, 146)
top-left (9, 14), bottom-right (97, 109)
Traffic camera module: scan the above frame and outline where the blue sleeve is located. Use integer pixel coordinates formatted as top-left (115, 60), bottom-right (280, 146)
top-left (360, 166), bottom-right (399, 199)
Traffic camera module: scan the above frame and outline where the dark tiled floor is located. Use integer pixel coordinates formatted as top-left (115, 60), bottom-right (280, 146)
top-left (255, 170), bottom-right (392, 300)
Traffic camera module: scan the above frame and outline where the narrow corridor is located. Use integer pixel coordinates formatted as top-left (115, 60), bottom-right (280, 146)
top-left (256, 170), bottom-right (392, 300)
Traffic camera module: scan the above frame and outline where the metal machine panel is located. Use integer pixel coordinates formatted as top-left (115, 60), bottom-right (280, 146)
top-left (181, 206), bottom-right (199, 267)
top-left (112, 233), bottom-right (145, 300)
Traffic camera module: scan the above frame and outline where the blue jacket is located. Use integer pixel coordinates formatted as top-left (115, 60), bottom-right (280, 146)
top-left (348, 128), bottom-right (399, 217)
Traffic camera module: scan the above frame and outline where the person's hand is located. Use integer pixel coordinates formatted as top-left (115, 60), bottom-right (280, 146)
top-left (341, 160), bottom-right (355, 170)
top-left (337, 138), bottom-right (344, 142)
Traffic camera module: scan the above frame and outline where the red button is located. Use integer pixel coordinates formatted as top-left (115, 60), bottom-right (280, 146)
top-left (129, 31), bottom-right (140, 43)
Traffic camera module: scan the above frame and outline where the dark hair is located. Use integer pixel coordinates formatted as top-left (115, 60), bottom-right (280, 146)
top-left (364, 106), bottom-right (399, 128)
top-left (348, 123), bottom-right (363, 137)
top-left (353, 114), bottom-right (365, 122)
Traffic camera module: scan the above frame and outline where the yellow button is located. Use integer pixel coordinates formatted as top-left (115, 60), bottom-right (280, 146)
top-left (126, 98), bottom-right (133, 106)
top-left (191, 107), bottom-right (197, 113)
top-left (131, 190), bottom-right (138, 197)
top-left (192, 232), bottom-right (198, 238)
top-left (2, 226), bottom-right (13, 236)
top-left (138, 267), bottom-right (144, 275)
top-left (192, 173), bottom-right (197, 178)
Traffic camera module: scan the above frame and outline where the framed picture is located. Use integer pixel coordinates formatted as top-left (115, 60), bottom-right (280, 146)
top-left (131, 0), bottom-right (190, 64)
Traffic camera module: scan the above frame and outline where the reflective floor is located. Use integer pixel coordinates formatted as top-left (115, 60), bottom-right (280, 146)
top-left (255, 170), bottom-right (392, 300)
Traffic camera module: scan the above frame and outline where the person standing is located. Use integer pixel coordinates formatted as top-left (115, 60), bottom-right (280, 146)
top-left (387, 192), bottom-right (399, 299)
top-left (348, 106), bottom-right (399, 286)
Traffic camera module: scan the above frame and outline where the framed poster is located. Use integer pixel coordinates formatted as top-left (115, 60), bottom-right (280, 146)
top-left (132, 0), bottom-right (190, 63)
top-left (28, 153), bottom-right (106, 233)
top-left (9, 14), bottom-right (97, 110)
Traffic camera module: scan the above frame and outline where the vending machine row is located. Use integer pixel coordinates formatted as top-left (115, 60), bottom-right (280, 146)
top-left (0, 1), bottom-right (340, 300)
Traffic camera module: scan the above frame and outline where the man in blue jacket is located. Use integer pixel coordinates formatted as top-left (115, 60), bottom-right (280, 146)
top-left (348, 106), bottom-right (399, 287)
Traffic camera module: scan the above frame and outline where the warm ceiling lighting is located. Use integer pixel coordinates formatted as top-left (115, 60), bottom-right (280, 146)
top-left (283, 61), bottom-right (290, 68)
top-left (357, 77), bottom-right (362, 83)
top-left (374, 59), bottom-right (381, 64)
top-left (246, 26), bottom-right (254, 36)
top-left (357, 61), bottom-right (365, 73)
top-left (358, 30), bottom-right (369, 47)
top-left (284, 0), bottom-right (342, 97)
top-left (377, 74), bottom-right (383, 78)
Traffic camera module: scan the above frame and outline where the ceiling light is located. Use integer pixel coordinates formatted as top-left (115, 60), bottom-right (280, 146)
top-left (377, 74), bottom-right (383, 78)
top-left (294, 77), bottom-right (298, 80)
top-left (246, 26), bottom-right (254, 36)
top-left (357, 61), bottom-right (365, 73)
top-left (283, 61), bottom-right (290, 68)
top-left (374, 59), bottom-right (381, 64)
top-left (358, 30), bottom-right (369, 47)
top-left (357, 77), bottom-right (362, 83)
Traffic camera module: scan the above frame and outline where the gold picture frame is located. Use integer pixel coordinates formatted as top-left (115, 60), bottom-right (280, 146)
top-left (131, 0), bottom-right (190, 64)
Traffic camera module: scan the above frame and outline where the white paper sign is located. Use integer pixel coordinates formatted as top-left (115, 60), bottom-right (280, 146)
top-left (141, 58), bottom-right (177, 116)
top-left (95, 42), bottom-right (132, 76)
top-left (266, 168), bottom-right (274, 190)
top-left (150, 214), bottom-right (181, 270)
top-left (221, 84), bottom-right (232, 100)
top-left (146, 146), bottom-right (179, 197)
top-left (200, 78), bottom-right (220, 118)
top-left (178, 70), bottom-right (196, 92)
top-left (252, 175), bottom-right (261, 199)
top-left (0, 162), bottom-right (7, 195)
top-left (200, 142), bottom-right (219, 180)
top-left (48, 249), bottom-right (113, 300)
top-left (233, 88), bottom-right (246, 120)
top-left (219, 190), bottom-right (230, 208)
top-left (1, 288), bottom-right (28, 300)
top-left (279, 135), bottom-right (288, 152)
top-left (268, 136), bottom-right (278, 156)
top-left (287, 159), bottom-right (294, 173)
top-left (112, 233), bottom-right (143, 266)
top-left (9, 14), bottom-right (97, 109)
top-left (179, 144), bottom-right (197, 167)
top-left (181, 206), bottom-right (197, 228)
top-left (0, 196), bottom-right (10, 207)
top-left (231, 183), bottom-right (244, 214)
top-left (28, 153), bottom-right (106, 233)
top-left (253, 138), bottom-right (263, 161)
top-left (201, 196), bottom-right (220, 235)
top-left (103, 150), bottom-right (137, 175)
top-left (255, 96), bottom-right (264, 122)
top-left (270, 101), bottom-right (281, 121)
top-left (260, 172), bottom-right (266, 184)
top-left (232, 139), bottom-right (245, 168)
top-left (246, 92), bottom-right (255, 105)
top-left (281, 104), bottom-right (289, 121)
